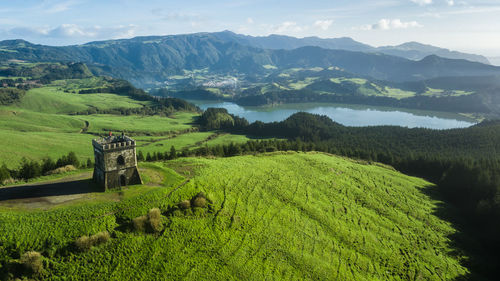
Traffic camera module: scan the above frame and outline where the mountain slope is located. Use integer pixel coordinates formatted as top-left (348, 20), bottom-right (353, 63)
top-left (377, 41), bottom-right (490, 64)
top-left (212, 30), bottom-right (373, 52)
top-left (213, 31), bottom-right (489, 64)
top-left (0, 153), bottom-right (468, 280)
top-left (1, 34), bottom-right (499, 86)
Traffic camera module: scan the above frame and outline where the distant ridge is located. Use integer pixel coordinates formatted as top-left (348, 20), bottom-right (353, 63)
top-left (212, 31), bottom-right (490, 64)
top-left (1, 31), bottom-right (498, 87)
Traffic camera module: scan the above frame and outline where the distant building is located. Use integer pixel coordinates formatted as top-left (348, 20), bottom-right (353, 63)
top-left (92, 133), bottom-right (142, 190)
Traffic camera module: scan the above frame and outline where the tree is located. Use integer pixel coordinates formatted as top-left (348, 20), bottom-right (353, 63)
top-left (137, 150), bottom-right (144, 161)
top-left (19, 158), bottom-right (41, 180)
top-left (169, 146), bottom-right (177, 160)
top-left (0, 163), bottom-right (10, 183)
top-left (66, 151), bottom-right (79, 167)
top-left (41, 157), bottom-right (56, 175)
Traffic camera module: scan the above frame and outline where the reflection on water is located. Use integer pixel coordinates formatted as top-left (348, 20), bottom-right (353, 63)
top-left (191, 101), bottom-right (476, 129)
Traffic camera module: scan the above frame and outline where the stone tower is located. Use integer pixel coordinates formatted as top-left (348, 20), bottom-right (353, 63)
top-left (92, 134), bottom-right (142, 190)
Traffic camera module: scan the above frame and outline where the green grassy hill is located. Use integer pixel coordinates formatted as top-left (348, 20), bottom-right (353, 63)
top-left (0, 78), bottom-right (255, 168)
top-left (0, 153), bottom-right (468, 280)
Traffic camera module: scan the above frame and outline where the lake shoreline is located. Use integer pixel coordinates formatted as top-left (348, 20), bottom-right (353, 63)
top-left (188, 100), bottom-right (477, 130)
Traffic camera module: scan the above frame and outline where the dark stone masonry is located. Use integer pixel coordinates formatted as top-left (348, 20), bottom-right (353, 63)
top-left (92, 134), bottom-right (142, 190)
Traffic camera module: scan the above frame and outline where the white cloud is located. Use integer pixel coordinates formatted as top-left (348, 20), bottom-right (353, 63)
top-left (272, 21), bottom-right (304, 33)
top-left (314, 20), bottom-right (333, 31)
top-left (411, 0), bottom-right (433, 5)
top-left (446, 0), bottom-right (455, 6)
top-left (6, 24), bottom-right (137, 40)
top-left (362, 19), bottom-right (422, 30)
top-left (44, 0), bottom-right (80, 14)
top-left (246, 17), bottom-right (254, 24)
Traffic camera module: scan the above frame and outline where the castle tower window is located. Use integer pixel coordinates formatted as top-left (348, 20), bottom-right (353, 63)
top-left (117, 155), bottom-right (125, 165)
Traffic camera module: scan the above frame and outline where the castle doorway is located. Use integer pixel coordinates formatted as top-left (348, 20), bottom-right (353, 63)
top-left (120, 175), bottom-right (127, 186)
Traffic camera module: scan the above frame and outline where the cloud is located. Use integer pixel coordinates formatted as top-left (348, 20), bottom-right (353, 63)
top-left (411, 0), bottom-right (433, 5)
top-left (272, 21), bottom-right (304, 33)
top-left (5, 24), bottom-right (137, 40)
top-left (446, 0), bottom-right (455, 5)
top-left (362, 19), bottom-right (422, 30)
top-left (44, 0), bottom-right (80, 14)
top-left (246, 18), bottom-right (254, 24)
top-left (314, 20), bottom-right (333, 31)
top-left (151, 9), bottom-right (204, 22)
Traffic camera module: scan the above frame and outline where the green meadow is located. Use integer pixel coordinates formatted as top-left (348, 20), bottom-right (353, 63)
top-left (0, 82), bottom-right (258, 168)
top-left (0, 153), bottom-right (468, 280)
top-left (17, 87), bottom-right (151, 114)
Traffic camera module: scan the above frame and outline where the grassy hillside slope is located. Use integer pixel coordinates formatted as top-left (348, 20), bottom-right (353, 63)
top-left (0, 82), bottom-right (256, 168)
top-left (0, 153), bottom-right (468, 280)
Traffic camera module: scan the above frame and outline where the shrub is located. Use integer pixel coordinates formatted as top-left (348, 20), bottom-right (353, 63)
top-left (47, 165), bottom-right (76, 175)
top-left (75, 231), bottom-right (111, 251)
top-left (75, 235), bottom-right (92, 251)
top-left (148, 208), bottom-right (163, 232)
top-left (178, 200), bottom-right (191, 209)
top-left (94, 231), bottom-right (111, 244)
top-left (191, 192), bottom-right (208, 208)
top-left (20, 251), bottom-right (43, 274)
top-left (191, 196), bottom-right (207, 208)
top-left (133, 215), bottom-right (148, 232)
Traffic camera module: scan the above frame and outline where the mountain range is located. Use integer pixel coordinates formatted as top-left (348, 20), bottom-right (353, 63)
top-left (0, 31), bottom-right (498, 87)
top-left (212, 31), bottom-right (490, 64)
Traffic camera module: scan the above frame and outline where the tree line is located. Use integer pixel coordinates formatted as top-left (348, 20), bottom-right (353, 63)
top-left (0, 152), bottom-right (91, 183)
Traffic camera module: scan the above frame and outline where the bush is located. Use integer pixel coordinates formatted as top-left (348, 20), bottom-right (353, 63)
top-left (93, 231), bottom-right (111, 244)
top-left (191, 196), bottom-right (207, 208)
top-left (75, 236), bottom-right (92, 251)
top-left (191, 192), bottom-right (208, 208)
top-left (133, 216), bottom-right (148, 232)
top-left (0, 163), bottom-right (10, 183)
top-left (75, 231), bottom-right (111, 251)
top-left (178, 200), bottom-right (191, 209)
top-left (20, 251), bottom-right (43, 274)
top-left (147, 208), bottom-right (163, 232)
top-left (47, 165), bottom-right (76, 175)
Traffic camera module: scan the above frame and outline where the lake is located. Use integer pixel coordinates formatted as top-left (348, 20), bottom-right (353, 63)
top-left (189, 101), bottom-right (477, 129)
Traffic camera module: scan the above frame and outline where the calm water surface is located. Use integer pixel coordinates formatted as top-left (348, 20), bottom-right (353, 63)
top-left (190, 101), bottom-right (476, 129)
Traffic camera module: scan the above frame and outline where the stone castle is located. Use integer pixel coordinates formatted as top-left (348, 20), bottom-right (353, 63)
top-left (92, 133), bottom-right (142, 190)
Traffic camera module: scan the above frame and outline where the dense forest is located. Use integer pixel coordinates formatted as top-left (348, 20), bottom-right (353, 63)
top-left (196, 109), bottom-right (500, 278)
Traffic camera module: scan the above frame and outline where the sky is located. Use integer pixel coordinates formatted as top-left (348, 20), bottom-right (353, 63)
top-left (1, 0), bottom-right (500, 60)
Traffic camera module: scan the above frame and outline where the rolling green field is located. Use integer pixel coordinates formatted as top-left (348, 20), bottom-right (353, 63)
top-left (0, 153), bottom-right (468, 280)
top-left (17, 87), bottom-right (151, 114)
top-left (0, 81), bottom-right (264, 169)
top-left (77, 112), bottom-right (197, 135)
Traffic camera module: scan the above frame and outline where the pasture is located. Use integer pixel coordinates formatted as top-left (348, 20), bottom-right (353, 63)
top-left (0, 152), bottom-right (468, 280)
